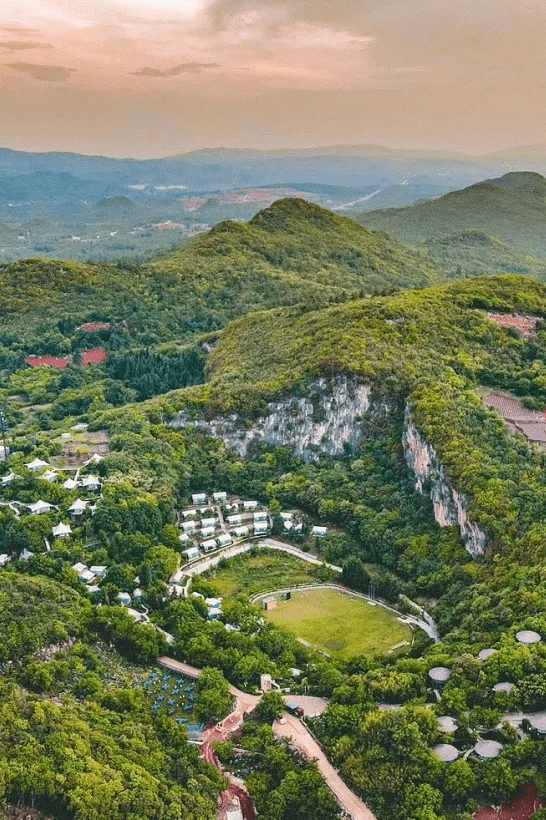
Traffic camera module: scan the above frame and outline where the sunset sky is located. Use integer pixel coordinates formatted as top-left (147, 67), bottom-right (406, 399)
top-left (0, 0), bottom-right (544, 157)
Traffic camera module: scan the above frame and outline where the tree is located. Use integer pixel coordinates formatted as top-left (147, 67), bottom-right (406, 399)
top-left (256, 690), bottom-right (286, 723)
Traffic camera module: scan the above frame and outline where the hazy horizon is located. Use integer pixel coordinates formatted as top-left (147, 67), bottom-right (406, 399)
top-left (1, 0), bottom-right (545, 158)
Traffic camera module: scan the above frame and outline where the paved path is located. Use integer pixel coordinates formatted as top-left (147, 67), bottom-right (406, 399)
top-left (274, 713), bottom-right (377, 820)
top-left (158, 656), bottom-right (376, 820)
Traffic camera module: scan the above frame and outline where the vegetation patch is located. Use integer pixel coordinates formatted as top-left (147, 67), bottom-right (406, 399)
top-left (264, 588), bottom-right (412, 659)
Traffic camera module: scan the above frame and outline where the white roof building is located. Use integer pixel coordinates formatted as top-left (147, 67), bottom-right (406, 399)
top-left (182, 520), bottom-right (196, 532)
top-left (474, 740), bottom-right (503, 760)
top-left (0, 472), bottom-right (16, 487)
top-left (243, 500), bottom-right (258, 510)
top-left (200, 517), bottom-right (216, 528)
top-left (192, 493), bottom-right (208, 505)
top-left (79, 568), bottom-right (95, 583)
top-left (227, 514), bottom-right (243, 526)
top-left (234, 525), bottom-right (250, 538)
top-left (182, 509), bottom-right (197, 518)
top-left (41, 470), bottom-right (58, 483)
top-left (213, 491), bottom-right (227, 502)
top-left (72, 561), bottom-right (87, 573)
top-left (201, 526), bottom-right (216, 539)
top-left (183, 546), bottom-right (200, 562)
top-left (428, 667), bottom-right (452, 685)
top-left (478, 648), bottom-right (498, 661)
top-left (179, 532), bottom-right (190, 544)
top-left (63, 477), bottom-right (79, 491)
top-left (89, 565), bottom-right (107, 577)
top-left (280, 512), bottom-right (294, 521)
top-left (28, 499), bottom-right (54, 515)
top-left (80, 474), bottom-right (100, 491)
top-left (0, 554), bottom-right (10, 567)
top-left (26, 457), bottom-right (49, 472)
top-left (253, 521), bottom-right (269, 535)
top-left (201, 538), bottom-right (217, 552)
top-left (20, 548), bottom-right (34, 561)
top-left (253, 511), bottom-right (268, 522)
top-left (217, 533), bottom-right (233, 547)
top-left (52, 522), bottom-right (72, 539)
top-left (311, 526), bottom-right (328, 537)
top-left (432, 744), bottom-right (459, 763)
top-left (117, 591), bottom-right (131, 606)
top-left (84, 453), bottom-right (104, 466)
top-left (133, 587), bottom-right (143, 599)
top-left (68, 499), bottom-right (87, 515)
top-left (516, 630), bottom-right (542, 645)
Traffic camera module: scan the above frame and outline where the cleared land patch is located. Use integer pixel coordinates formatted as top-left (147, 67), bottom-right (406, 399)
top-left (201, 549), bottom-right (332, 598)
top-left (264, 588), bottom-right (412, 659)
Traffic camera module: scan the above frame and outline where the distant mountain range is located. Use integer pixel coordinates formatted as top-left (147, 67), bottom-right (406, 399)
top-left (358, 171), bottom-right (546, 278)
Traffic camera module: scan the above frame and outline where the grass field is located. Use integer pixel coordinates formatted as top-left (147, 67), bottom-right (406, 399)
top-left (201, 549), bottom-right (332, 598)
top-left (264, 588), bottom-right (412, 659)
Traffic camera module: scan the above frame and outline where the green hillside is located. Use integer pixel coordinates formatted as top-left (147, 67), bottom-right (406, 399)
top-left (357, 171), bottom-right (546, 274)
top-left (0, 199), bottom-right (440, 351)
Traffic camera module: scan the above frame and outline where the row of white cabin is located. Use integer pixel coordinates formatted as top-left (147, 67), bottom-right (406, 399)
top-left (189, 492), bottom-right (260, 511)
top-left (1, 471), bottom-right (101, 493)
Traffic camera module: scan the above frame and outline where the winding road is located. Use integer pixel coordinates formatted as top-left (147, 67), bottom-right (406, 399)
top-left (158, 656), bottom-right (377, 820)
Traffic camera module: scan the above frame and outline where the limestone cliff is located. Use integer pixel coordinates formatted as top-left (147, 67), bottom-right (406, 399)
top-left (402, 409), bottom-right (486, 556)
top-left (168, 376), bottom-right (390, 461)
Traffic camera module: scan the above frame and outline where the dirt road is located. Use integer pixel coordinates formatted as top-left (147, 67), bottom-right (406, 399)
top-left (274, 713), bottom-right (377, 820)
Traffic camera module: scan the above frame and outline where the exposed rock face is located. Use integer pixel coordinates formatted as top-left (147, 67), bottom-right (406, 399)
top-left (403, 409), bottom-right (486, 556)
top-left (169, 376), bottom-right (390, 461)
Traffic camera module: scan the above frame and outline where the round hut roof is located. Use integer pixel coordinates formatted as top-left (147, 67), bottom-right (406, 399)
top-left (428, 666), bottom-right (452, 683)
top-left (432, 744), bottom-right (459, 763)
top-left (474, 739), bottom-right (503, 759)
top-left (516, 630), bottom-right (542, 645)
top-left (492, 681), bottom-right (514, 694)
top-left (478, 648), bottom-right (498, 661)
top-left (437, 716), bottom-right (458, 733)
top-left (529, 714), bottom-right (546, 733)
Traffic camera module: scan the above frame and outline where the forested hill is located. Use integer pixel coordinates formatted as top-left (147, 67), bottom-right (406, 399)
top-left (357, 171), bottom-right (546, 263)
top-left (0, 198), bottom-right (440, 348)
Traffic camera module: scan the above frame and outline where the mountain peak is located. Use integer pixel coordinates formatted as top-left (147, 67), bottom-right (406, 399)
top-left (249, 197), bottom-right (342, 232)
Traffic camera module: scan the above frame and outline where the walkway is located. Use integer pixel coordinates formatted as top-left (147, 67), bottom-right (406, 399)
top-left (158, 656), bottom-right (376, 820)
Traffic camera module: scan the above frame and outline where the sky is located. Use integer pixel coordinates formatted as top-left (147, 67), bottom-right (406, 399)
top-left (0, 0), bottom-right (544, 157)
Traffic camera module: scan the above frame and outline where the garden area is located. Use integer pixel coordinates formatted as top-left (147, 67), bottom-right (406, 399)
top-left (264, 588), bottom-right (412, 659)
top-left (199, 548), bottom-right (333, 598)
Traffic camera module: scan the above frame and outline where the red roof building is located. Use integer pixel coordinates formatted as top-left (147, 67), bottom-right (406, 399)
top-left (76, 322), bottom-right (112, 332)
top-left (81, 348), bottom-right (107, 366)
top-left (26, 355), bottom-right (71, 369)
top-left (474, 785), bottom-right (545, 820)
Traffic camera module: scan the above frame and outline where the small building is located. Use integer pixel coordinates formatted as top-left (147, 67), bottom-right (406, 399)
top-left (89, 565), bottom-right (107, 578)
top-left (234, 525), bottom-right (250, 538)
top-left (311, 526), bottom-right (328, 538)
top-left (243, 500), bottom-right (258, 510)
top-left (516, 629), bottom-right (542, 645)
top-left (260, 674), bottom-right (273, 692)
top-left (217, 533), bottom-right (233, 548)
top-left (182, 520), bottom-right (196, 533)
top-left (253, 521), bottom-right (269, 536)
top-left (79, 568), bottom-right (95, 584)
top-left (117, 591), bottom-right (131, 606)
top-left (474, 739), bottom-right (503, 760)
top-left (253, 511), bottom-right (268, 523)
top-left (0, 472), bottom-right (16, 487)
top-left (63, 477), bottom-right (79, 491)
top-left (87, 585), bottom-right (101, 595)
top-left (80, 474), bottom-right (101, 493)
top-left (72, 561), bottom-right (87, 574)
top-left (20, 548), bottom-right (34, 561)
top-left (227, 514), bottom-right (243, 526)
top-left (201, 538), bottom-right (217, 553)
top-left (200, 517), bottom-right (216, 528)
top-left (192, 493), bottom-right (208, 505)
top-left (263, 596), bottom-right (277, 611)
top-left (428, 667), bottom-right (452, 686)
top-left (41, 470), bottom-right (58, 483)
top-left (182, 509), bottom-right (197, 518)
top-left (492, 682), bottom-right (514, 694)
top-left (213, 491), bottom-right (227, 502)
top-left (84, 453), bottom-right (104, 466)
top-left (28, 499), bottom-right (54, 515)
top-left (52, 522), bottom-right (72, 539)
top-left (432, 744), bottom-right (459, 763)
top-left (205, 597), bottom-right (222, 608)
top-left (437, 716), bottom-right (458, 734)
top-left (207, 607), bottom-right (221, 621)
top-left (133, 588), bottom-right (143, 600)
top-left (183, 546), bottom-right (200, 562)
top-left (0, 554), bottom-right (10, 567)
top-left (478, 648), bottom-right (498, 661)
top-left (280, 512), bottom-right (294, 521)
top-left (529, 714), bottom-right (546, 735)
top-left (201, 526), bottom-right (216, 539)
top-left (68, 499), bottom-right (87, 521)
top-left (26, 457), bottom-right (49, 472)
top-left (179, 532), bottom-right (190, 544)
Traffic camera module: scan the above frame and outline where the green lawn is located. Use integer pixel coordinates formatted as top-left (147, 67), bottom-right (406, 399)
top-left (264, 588), bottom-right (412, 659)
top-left (201, 549), bottom-right (332, 598)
